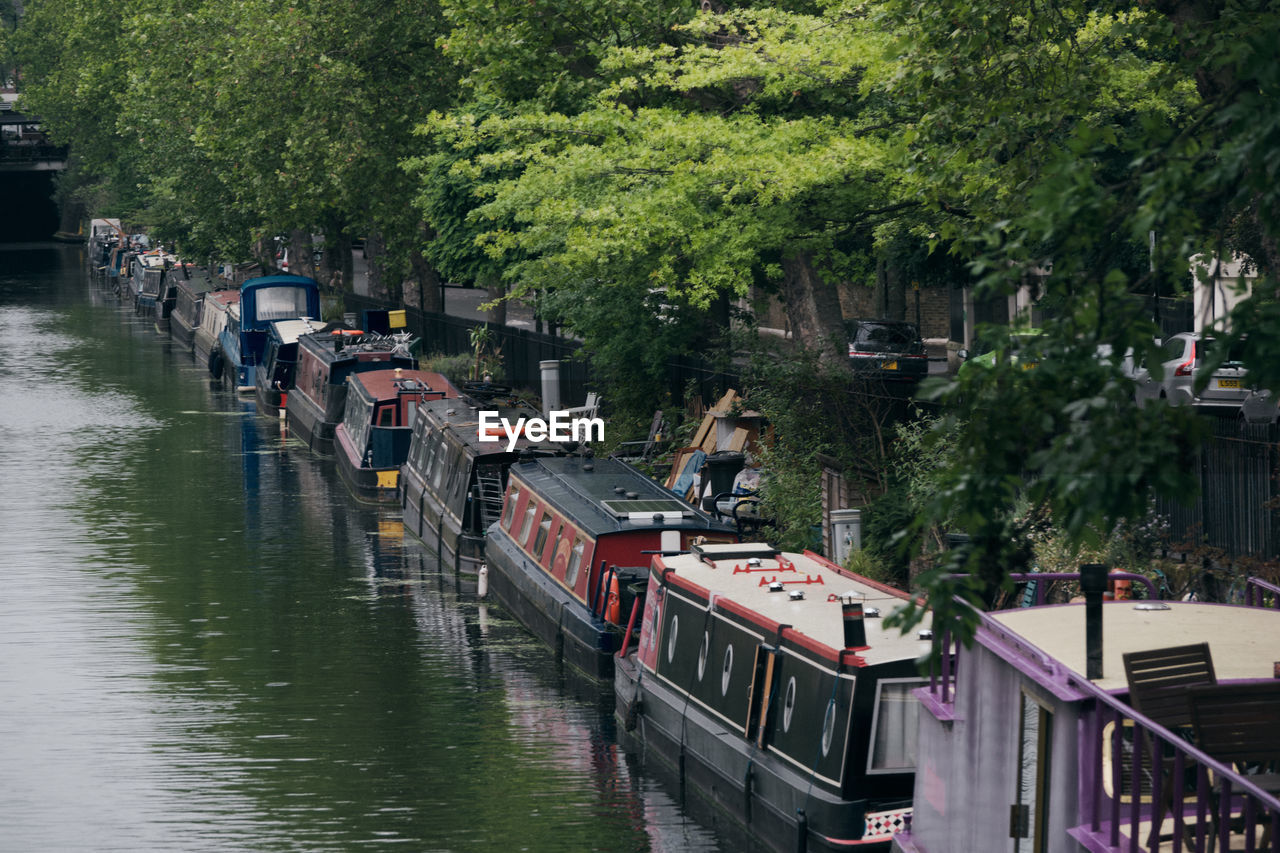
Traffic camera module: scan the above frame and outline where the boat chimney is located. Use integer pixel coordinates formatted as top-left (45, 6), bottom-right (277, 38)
top-left (841, 596), bottom-right (868, 649)
top-left (1080, 563), bottom-right (1107, 679)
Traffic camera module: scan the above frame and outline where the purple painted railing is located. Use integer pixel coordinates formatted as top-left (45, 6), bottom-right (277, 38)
top-left (1065, 668), bottom-right (1280, 853)
top-left (1245, 576), bottom-right (1280, 609)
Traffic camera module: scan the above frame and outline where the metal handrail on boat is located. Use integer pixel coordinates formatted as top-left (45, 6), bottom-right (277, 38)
top-left (1061, 666), bottom-right (1280, 853)
top-left (1245, 575), bottom-right (1280, 609)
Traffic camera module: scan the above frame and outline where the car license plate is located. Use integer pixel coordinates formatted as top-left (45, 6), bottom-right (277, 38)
top-left (1218, 378), bottom-right (1241, 388)
top-left (884, 361), bottom-right (898, 370)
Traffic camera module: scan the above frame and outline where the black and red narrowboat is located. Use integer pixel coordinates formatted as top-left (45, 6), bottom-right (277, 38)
top-left (483, 454), bottom-right (738, 681)
top-left (333, 368), bottom-right (459, 504)
top-left (615, 542), bottom-right (928, 853)
top-left (401, 384), bottom-right (564, 573)
top-left (285, 331), bottom-right (418, 456)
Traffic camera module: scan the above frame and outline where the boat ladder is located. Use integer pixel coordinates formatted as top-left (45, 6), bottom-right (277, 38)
top-left (474, 467), bottom-right (506, 529)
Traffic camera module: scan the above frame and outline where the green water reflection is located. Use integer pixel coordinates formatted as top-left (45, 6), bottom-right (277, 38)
top-left (0, 245), bottom-right (725, 852)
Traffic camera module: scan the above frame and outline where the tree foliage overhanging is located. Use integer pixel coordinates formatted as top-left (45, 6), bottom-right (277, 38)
top-left (13, 0), bottom-right (1280, 635)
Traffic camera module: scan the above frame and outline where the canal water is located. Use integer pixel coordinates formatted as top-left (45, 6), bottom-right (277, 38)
top-left (0, 244), bottom-right (729, 852)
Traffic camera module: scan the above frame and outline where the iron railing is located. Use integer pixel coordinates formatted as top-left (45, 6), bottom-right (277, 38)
top-left (1244, 576), bottom-right (1280, 609)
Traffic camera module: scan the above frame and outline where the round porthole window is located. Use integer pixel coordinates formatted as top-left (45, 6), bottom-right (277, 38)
top-left (697, 632), bottom-right (709, 681)
top-left (666, 614), bottom-right (679, 664)
top-left (721, 645), bottom-right (734, 695)
top-left (821, 698), bottom-right (837, 757)
top-left (783, 677), bottom-right (797, 732)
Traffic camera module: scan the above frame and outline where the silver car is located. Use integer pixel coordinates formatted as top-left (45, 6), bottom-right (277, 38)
top-left (1132, 332), bottom-right (1249, 407)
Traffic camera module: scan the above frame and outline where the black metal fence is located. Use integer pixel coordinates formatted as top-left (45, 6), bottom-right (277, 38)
top-left (1157, 414), bottom-right (1280, 559)
top-left (342, 293), bottom-right (739, 411)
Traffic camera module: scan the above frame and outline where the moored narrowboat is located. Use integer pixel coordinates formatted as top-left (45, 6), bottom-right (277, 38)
top-left (196, 288), bottom-right (240, 373)
top-left (483, 455), bottom-right (738, 681)
top-left (254, 317), bottom-right (325, 418)
top-left (151, 261), bottom-right (198, 335)
top-left (213, 274), bottom-right (321, 393)
top-left (285, 330), bottom-right (419, 456)
top-left (130, 249), bottom-right (175, 314)
top-left (170, 275), bottom-right (217, 351)
top-left (334, 368), bottom-right (459, 504)
top-left (401, 385), bottom-right (564, 572)
top-left (616, 542), bottom-right (927, 852)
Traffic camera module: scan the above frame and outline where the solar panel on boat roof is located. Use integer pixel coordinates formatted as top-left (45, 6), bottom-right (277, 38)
top-left (602, 498), bottom-right (690, 516)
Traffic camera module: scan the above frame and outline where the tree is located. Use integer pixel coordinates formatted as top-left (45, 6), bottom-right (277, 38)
top-left (415, 6), bottom-right (922, 397)
top-left (874, 0), bottom-right (1280, 639)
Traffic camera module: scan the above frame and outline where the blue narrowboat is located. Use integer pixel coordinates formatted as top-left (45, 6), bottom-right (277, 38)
top-left (211, 274), bottom-right (320, 393)
top-left (285, 330), bottom-right (419, 456)
top-left (483, 454), bottom-right (738, 681)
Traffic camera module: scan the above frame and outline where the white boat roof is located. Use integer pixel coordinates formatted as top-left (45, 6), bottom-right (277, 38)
top-left (660, 543), bottom-right (932, 667)
top-left (269, 318), bottom-right (322, 343)
top-left (989, 601), bottom-right (1280, 690)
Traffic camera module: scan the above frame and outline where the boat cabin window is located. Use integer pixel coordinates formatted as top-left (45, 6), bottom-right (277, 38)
top-left (565, 539), bottom-right (585, 588)
top-left (377, 405), bottom-right (395, 427)
top-left (431, 436), bottom-right (447, 488)
top-left (867, 678), bottom-right (925, 774)
top-left (418, 432), bottom-right (438, 480)
top-left (501, 487), bottom-right (520, 530)
top-left (518, 501), bottom-right (538, 545)
top-left (253, 287), bottom-right (311, 321)
top-left (533, 513), bottom-right (553, 562)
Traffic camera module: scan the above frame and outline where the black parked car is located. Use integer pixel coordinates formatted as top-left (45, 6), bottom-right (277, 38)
top-left (845, 319), bottom-right (929, 382)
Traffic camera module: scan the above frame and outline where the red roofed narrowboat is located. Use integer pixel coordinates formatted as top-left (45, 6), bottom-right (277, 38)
top-left (616, 542), bottom-right (927, 852)
top-left (483, 454), bottom-right (738, 681)
top-left (333, 368), bottom-right (459, 504)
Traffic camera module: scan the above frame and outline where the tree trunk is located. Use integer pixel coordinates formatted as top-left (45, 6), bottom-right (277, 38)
top-left (781, 250), bottom-right (851, 372)
top-left (407, 223), bottom-right (443, 313)
top-left (479, 271), bottom-right (506, 326)
top-left (316, 219), bottom-right (353, 293)
top-left (366, 231), bottom-right (388, 300)
top-left (289, 228), bottom-right (315, 280)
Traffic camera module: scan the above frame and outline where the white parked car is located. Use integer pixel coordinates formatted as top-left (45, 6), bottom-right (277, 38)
top-left (1132, 332), bottom-right (1249, 408)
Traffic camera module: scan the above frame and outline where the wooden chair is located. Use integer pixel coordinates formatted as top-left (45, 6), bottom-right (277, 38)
top-left (1189, 681), bottom-right (1280, 851)
top-left (1123, 642), bottom-right (1218, 728)
top-left (1122, 643), bottom-right (1218, 847)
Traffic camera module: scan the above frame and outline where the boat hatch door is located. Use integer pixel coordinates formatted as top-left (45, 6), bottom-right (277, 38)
top-left (744, 644), bottom-right (780, 747)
